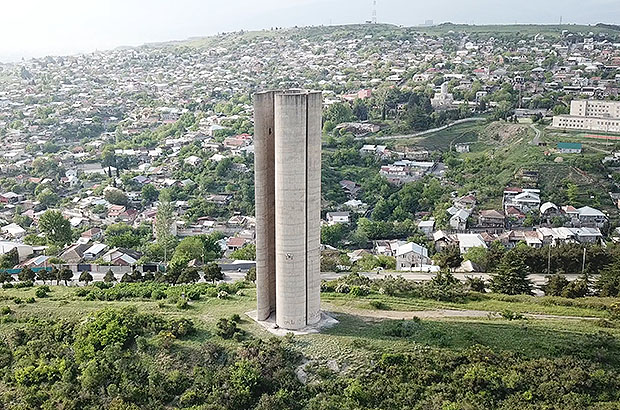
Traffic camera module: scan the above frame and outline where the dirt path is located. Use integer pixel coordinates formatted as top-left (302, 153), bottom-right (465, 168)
top-left (334, 307), bottom-right (600, 322)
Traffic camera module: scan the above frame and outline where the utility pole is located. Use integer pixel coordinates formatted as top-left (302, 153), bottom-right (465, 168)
top-left (547, 246), bottom-right (551, 275)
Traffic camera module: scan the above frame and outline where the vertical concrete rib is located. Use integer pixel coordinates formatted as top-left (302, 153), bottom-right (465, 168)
top-left (305, 91), bottom-right (322, 326)
top-left (274, 91), bottom-right (308, 330)
top-left (253, 91), bottom-right (276, 321)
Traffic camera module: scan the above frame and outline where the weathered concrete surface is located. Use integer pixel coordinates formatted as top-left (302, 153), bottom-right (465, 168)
top-left (254, 89), bottom-right (322, 330)
top-left (246, 310), bottom-right (338, 336)
top-left (254, 91), bottom-right (276, 321)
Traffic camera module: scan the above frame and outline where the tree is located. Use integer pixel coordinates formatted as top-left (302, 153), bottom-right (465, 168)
top-left (230, 244), bottom-right (256, 261)
top-left (38, 210), bottom-right (72, 246)
top-left (490, 254), bottom-right (533, 295)
top-left (79, 271), bottom-right (94, 285)
top-left (60, 268), bottom-right (73, 286)
top-left (141, 184), bottom-right (159, 203)
top-left (51, 266), bottom-right (60, 285)
top-left (541, 274), bottom-right (569, 296)
top-left (36, 269), bottom-right (49, 284)
top-left (352, 99), bottom-right (369, 121)
top-left (323, 102), bottom-right (354, 133)
top-left (0, 271), bottom-right (14, 285)
top-left (120, 273), bottom-right (134, 283)
top-left (103, 270), bottom-right (116, 283)
top-left (0, 248), bottom-right (19, 269)
top-left (177, 267), bottom-right (201, 284)
top-left (18, 267), bottom-right (36, 282)
top-left (36, 188), bottom-right (60, 208)
top-left (204, 263), bottom-right (224, 283)
top-left (104, 223), bottom-right (142, 248)
top-left (434, 246), bottom-right (463, 271)
top-left (245, 267), bottom-right (256, 282)
top-left (597, 264), bottom-right (620, 297)
top-left (104, 188), bottom-right (128, 206)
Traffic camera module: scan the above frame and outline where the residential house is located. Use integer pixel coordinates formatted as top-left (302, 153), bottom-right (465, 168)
top-left (102, 248), bottom-right (142, 266)
top-left (1, 223), bottom-right (26, 239)
top-left (448, 207), bottom-right (470, 231)
top-left (396, 242), bottom-right (432, 271)
top-left (339, 180), bottom-right (361, 198)
top-left (83, 242), bottom-right (109, 261)
top-left (577, 206), bottom-right (608, 228)
top-left (478, 210), bottom-right (505, 230)
top-left (226, 237), bottom-right (247, 252)
top-left (326, 211), bottom-right (350, 225)
top-left (455, 234), bottom-right (487, 254)
top-left (418, 219), bottom-right (435, 236)
top-left (60, 243), bottom-right (90, 263)
top-left (503, 188), bottom-right (541, 213)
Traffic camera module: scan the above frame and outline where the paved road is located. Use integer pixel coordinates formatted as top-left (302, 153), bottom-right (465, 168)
top-left (355, 117), bottom-right (486, 141)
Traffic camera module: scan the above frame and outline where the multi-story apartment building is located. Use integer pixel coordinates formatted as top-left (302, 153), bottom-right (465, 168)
top-left (553, 100), bottom-right (620, 132)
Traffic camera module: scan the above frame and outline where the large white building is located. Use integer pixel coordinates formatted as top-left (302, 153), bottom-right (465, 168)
top-left (553, 100), bottom-right (620, 133)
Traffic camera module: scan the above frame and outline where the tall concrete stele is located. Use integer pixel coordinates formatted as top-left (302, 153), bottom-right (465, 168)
top-left (254, 90), bottom-right (322, 330)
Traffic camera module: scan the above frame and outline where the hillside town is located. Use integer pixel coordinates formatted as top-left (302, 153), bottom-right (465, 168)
top-left (1, 24), bottom-right (620, 278)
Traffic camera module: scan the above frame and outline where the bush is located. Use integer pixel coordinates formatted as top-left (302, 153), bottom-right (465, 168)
top-left (500, 310), bottom-right (525, 321)
top-left (335, 283), bottom-right (351, 294)
top-left (0, 306), bottom-right (11, 315)
top-left (13, 298), bottom-right (23, 305)
top-left (369, 300), bottom-right (390, 310)
top-left (14, 281), bottom-right (33, 289)
top-left (25, 297), bottom-right (35, 304)
top-left (176, 297), bottom-right (189, 310)
top-left (349, 285), bottom-right (371, 297)
top-left (216, 317), bottom-right (244, 339)
top-left (35, 287), bottom-right (48, 298)
top-left (385, 319), bottom-right (422, 338)
top-left (466, 277), bottom-right (486, 293)
top-left (3, 283), bottom-right (13, 289)
top-left (542, 274), bottom-right (570, 296)
top-left (421, 270), bottom-right (466, 302)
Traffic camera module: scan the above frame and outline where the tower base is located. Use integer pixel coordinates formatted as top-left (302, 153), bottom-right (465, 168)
top-left (246, 310), bottom-right (338, 336)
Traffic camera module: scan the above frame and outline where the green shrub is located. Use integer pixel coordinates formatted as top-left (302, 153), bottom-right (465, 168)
top-left (176, 297), bottom-right (189, 310)
top-left (35, 287), bottom-right (48, 298)
top-left (500, 310), bottom-right (525, 321)
top-left (369, 300), bottom-right (390, 310)
top-left (25, 297), bottom-right (35, 304)
top-left (14, 281), bottom-right (33, 289)
top-left (0, 306), bottom-right (11, 315)
top-left (13, 298), bottom-right (23, 304)
top-left (216, 316), bottom-right (244, 340)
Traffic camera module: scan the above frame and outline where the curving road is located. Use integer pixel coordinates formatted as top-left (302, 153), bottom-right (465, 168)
top-left (355, 117), bottom-right (486, 141)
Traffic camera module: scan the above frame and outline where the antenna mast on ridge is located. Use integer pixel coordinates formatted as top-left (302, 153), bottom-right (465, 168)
top-left (372, 0), bottom-right (377, 24)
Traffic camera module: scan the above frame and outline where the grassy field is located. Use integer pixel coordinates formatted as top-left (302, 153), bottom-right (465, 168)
top-left (2, 284), bottom-right (620, 372)
top-left (322, 291), bottom-right (616, 318)
top-left (393, 121), bottom-right (482, 151)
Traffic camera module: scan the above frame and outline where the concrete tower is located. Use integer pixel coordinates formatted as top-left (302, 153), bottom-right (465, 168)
top-left (254, 90), bottom-right (322, 330)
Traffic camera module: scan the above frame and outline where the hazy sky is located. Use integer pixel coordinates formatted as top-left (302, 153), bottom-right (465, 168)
top-left (1, 0), bottom-right (620, 61)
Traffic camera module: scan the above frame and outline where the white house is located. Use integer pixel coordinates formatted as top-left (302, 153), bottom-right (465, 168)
top-left (455, 234), bottom-right (487, 254)
top-left (326, 211), bottom-right (350, 225)
top-left (1, 223), bottom-right (26, 238)
top-left (396, 242), bottom-right (432, 271)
